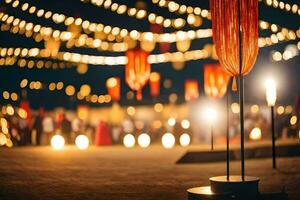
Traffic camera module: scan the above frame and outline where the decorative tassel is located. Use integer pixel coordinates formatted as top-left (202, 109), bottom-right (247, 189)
top-left (232, 77), bottom-right (237, 92)
top-left (136, 89), bottom-right (142, 101)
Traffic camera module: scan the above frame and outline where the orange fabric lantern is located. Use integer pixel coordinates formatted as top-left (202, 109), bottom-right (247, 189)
top-left (106, 77), bottom-right (121, 101)
top-left (204, 64), bottom-right (230, 99)
top-left (185, 80), bottom-right (199, 101)
top-left (125, 49), bottom-right (151, 100)
top-left (149, 72), bottom-right (160, 98)
top-left (210, 0), bottom-right (259, 79)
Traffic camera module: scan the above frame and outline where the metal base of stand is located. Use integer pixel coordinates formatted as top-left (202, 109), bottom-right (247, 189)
top-left (187, 175), bottom-right (288, 199)
top-left (187, 175), bottom-right (260, 200)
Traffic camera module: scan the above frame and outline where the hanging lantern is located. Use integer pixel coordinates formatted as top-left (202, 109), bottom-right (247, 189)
top-left (149, 72), bottom-right (160, 98)
top-left (210, 0), bottom-right (259, 180)
top-left (44, 38), bottom-right (60, 57)
top-left (125, 49), bottom-right (151, 100)
top-left (106, 77), bottom-right (121, 101)
top-left (210, 0), bottom-right (259, 84)
top-left (185, 80), bottom-right (199, 101)
top-left (204, 64), bottom-right (230, 99)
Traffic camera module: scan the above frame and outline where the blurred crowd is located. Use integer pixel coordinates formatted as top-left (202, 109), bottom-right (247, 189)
top-left (1, 103), bottom-right (299, 147)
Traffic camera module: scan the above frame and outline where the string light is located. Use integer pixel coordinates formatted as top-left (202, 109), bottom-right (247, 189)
top-left (151, 0), bottom-right (210, 20)
top-left (270, 42), bottom-right (300, 62)
top-left (0, 45), bottom-right (214, 65)
top-left (260, 0), bottom-right (300, 16)
top-left (2, 1), bottom-right (212, 43)
top-left (0, 14), bottom-right (128, 52)
top-left (153, 0), bottom-right (300, 17)
top-left (1, 79), bottom-right (113, 105)
top-left (81, 0), bottom-right (201, 29)
top-left (4, 0), bottom-right (292, 45)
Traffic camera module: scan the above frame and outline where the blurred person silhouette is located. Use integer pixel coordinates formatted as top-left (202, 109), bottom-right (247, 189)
top-left (42, 113), bottom-right (55, 145)
top-left (32, 107), bottom-right (44, 145)
top-left (61, 113), bottom-right (72, 144)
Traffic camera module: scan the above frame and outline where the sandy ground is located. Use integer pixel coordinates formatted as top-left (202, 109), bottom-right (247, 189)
top-left (0, 145), bottom-right (299, 200)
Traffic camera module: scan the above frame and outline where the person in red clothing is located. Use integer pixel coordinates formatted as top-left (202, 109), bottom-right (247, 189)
top-left (95, 121), bottom-right (112, 146)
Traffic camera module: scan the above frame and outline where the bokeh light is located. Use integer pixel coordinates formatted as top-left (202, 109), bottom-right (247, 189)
top-left (51, 135), bottom-right (65, 150)
top-left (231, 102), bottom-right (240, 114)
top-left (137, 133), bottom-right (151, 148)
top-left (249, 127), bottom-right (262, 141)
top-left (167, 117), bottom-right (176, 126)
top-left (179, 133), bottom-right (190, 147)
top-left (181, 119), bottom-right (190, 129)
top-left (161, 133), bottom-right (175, 149)
top-left (75, 135), bottom-right (89, 150)
top-left (123, 133), bottom-right (135, 148)
top-left (290, 115), bottom-right (297, 125)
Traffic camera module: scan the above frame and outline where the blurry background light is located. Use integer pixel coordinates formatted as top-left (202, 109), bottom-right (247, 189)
top-left (290, 115), bottom-right (297, 125)
top-left (0, 133), bottom-right (7, 146)
top-left (123, 133), bottom-right (135, 148)
top-left (265, 79), bottom-right (277, 106)
top-left (249, 127), bottom-right (262, 141)
top-left (161, 132), bottom-right (175, 149)
top-left (204, 107), bottom-right (217, 123)
top-left (231, 102), bottom-right (240, 114)
top-left (51, 135), bottom-right (65, 150)
top-left (137, 133), bottom-right (151, 148)
top-left (276, 106), bottom-right (285, 115)
top-left (75, 135), bottom-right (89, 150)
top-left (167, 117), bottom-right (176, 126)
top-left (181, 119), bottom-right (190, 129)
top-left (179, 133), bottom-right (190, 147)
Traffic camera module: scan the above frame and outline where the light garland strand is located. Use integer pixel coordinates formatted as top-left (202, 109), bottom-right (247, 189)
top-left (2, 80), bottom-right (112, 104)
top-left (4, 0), bottom-right (296, 45)
top-left (259, 0), bottom-right (300, 16)
top-left (1, 11), bottom-right (299, 56)
top-left (80, 0), bottom-right (207, 29)
top-left (3, 0), bottom-right (212, 43)
top-left (152, 0), bottom-right (300, 17)
top-left (0, 18), bottom-right (128, 52)
top-left (0, 56), bottom-right (76, 70)
top-left (0, 45), bottom-right (215, 65)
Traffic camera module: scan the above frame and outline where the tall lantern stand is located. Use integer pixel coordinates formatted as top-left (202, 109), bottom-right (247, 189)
top-left (265, 79), bottom-right (277, 169)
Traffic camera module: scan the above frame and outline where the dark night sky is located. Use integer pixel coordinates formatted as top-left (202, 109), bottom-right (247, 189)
top-left (0, 0), bottom-right (299, 110)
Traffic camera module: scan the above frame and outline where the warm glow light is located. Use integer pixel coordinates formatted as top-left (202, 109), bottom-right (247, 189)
top-left (0, 133), bottom-right (7, 146)
top-left (290, 115), bottom-right (297, 125)
top-left (127, 106), bottom-right (135, 116)
top-left (154, 103), bottom-right (163, 112)
top-left (51, 135), bottom-right (65, 150)
top-left (6, 105), bottom-right (14, 115)
top-left (277, 106), bottom-right (285, 115)
top-left (204, 107), bottom-right (217, 123)
top-left (161, 133), bottom-right (175, 149)
top-left (179, 133), bottom-right (190, 147)
top-left (123, 134), bottom-right (135, 148)
top-left (137, 133), bottom-right (151, 148)
top-left (265, 79), bottom-right (277, 106)
top-left (75, 135), bottom-right (89, 150)
top-left (231, 103), bottom-right (240, 114)
top-left (167, 117), bottom-right (176, 126)
top-left (181, 119), bottom-right (190, 129)
top-left (249, 127), bottom-right (262, 141)
top-left (250, 104), bottom-right (259, 114)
